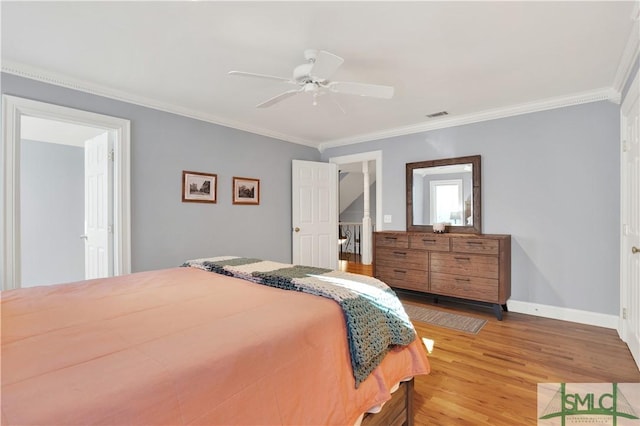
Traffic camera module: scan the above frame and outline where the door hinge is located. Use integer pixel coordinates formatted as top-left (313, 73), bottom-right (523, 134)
top-left (108, 149), bottom-right (115, 161)
top-left (108, 225), bottom-right (113, 234)
top-left (623, 308), bottom-right (628, 320)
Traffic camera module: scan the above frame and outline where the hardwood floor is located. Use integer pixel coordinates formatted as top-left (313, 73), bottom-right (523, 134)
top-left (339, 259), bottom-right (372, 276)
top-left (344, 261), bottom-right (640, 426)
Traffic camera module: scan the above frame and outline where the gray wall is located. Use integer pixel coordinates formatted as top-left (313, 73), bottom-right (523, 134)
top-left (0, 72), bottom-right (628, 315)
top-left (2, 73), bottom-right (321, 273)
top-left (20, 139), bottom-right (85, 286)
top-left (322, 101), bottom-right (620, 315)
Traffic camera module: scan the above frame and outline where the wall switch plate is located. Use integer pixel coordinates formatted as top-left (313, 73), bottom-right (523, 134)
top-left (383, 215), bottom-right (392, 223)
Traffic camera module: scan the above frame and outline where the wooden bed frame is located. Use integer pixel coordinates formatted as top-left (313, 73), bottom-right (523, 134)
top-left (361, 379), bottom-right (414, 426)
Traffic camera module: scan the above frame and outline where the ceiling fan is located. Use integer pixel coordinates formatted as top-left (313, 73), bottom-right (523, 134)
top-left (228, 49), bottom-right (394, 109)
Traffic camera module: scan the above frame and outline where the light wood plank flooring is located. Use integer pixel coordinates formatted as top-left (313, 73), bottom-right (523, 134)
top-left (344, 261), bottom-right (640, 426)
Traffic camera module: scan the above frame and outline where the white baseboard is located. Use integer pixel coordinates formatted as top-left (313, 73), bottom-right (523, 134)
top-left (507, 300), bottom-right (619, 330)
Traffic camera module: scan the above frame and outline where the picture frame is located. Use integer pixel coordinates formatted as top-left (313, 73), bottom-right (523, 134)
top-left (232, 177), bottom-right (260, 205)
top-left (182, 170), bottom-right (217, 203)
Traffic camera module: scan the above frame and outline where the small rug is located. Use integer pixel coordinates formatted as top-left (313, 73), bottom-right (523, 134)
top-left (402, 302), bottom-right (487, 334)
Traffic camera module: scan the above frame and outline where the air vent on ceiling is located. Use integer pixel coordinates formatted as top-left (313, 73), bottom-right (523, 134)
top-left (425, 111), bottom-right (449, 118)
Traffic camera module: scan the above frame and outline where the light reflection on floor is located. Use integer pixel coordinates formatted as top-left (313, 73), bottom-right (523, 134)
top-left (422, 337), bottom-right (435, 353)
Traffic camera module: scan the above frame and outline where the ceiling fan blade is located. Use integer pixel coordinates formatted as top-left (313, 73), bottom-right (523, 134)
top-left (228, 70), bottom-right (293, 83)
top-left (328, 94), bottom-right (347, 114)
top-left (309, 50), bottom-right (344, 81)
top-left (256, 88), bottom-right (303, 108)
top-left (328, 81), bottom-right (394, 99)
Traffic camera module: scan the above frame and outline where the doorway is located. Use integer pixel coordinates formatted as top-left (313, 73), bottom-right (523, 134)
top-left (2, 95), bottom-right (131, 290)
top-left (330, 150), bottom-right (382, 269)
top-left (20, 117), bottom-right (110, 287)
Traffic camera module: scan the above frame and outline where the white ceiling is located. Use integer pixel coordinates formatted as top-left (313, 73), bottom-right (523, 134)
top-left (21, 116), bottom-right (107, 147)
top-left (2, 1), bottom-right (638, 151)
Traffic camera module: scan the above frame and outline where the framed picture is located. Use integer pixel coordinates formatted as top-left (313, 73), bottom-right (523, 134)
top-left (182, 171), bottom-right (217, 203)
top-left (232, 177), bottom-right (260, 205)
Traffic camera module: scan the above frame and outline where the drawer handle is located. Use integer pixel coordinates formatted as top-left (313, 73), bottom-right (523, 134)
top-left (421, 239), bottom-right (436, 243)
top-left (454, 256), bottom-right (470, 261)
top-left (466, 241), bottom-right (484, 245)
top-left (393, 251), bottom-right (407, 256)
top-left (385, 237), bottom-right (398, 241)
top-left (393, 269), bottom-right (407, 274)
top-left (455, 278), bottom-right (470, 282)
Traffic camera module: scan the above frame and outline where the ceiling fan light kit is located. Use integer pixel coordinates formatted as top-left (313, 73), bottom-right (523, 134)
top-left (228, 49), bottom-right (394, 109)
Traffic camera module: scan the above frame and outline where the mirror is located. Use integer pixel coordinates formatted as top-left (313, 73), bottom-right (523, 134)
top-left (406, 155), bottom-right (481, 234)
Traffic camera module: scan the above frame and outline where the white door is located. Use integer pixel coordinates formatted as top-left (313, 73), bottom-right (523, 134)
top-left (621, 69), bottom-right (640, 369)
top-left (84, 132), bottom-right (113, 279)
top-left (292, 160), bottom-right (338, 269)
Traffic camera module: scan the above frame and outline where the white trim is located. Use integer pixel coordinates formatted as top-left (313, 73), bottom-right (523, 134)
top-left (1, 61), bottom-right (316, 148)
top-left (3, 61), bottom-right (623, 153)
top-left (429, 179), bottom-right (463, 225)
top-left (319, 87), bottom-right (620, 151)
top-left (329, 150), bottom-right (383, 233)
top-left (2, 96), bottom-right (20, 289)
top-left (619, 67), bottom-right (639, 366)
top-left (508, 300), bottom-right (619, 330)
top-left (613, 20), bottom-right (640, 93)
top-left (1, 95), bottom-right (131, 290)
top-left (613, 8), bottom-right (640, 93)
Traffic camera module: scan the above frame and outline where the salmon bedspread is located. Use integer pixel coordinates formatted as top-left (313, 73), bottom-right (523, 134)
top-left (1, 266), bottom-right (430, 425)
top-left (182, 256), bottom-right (418, 387)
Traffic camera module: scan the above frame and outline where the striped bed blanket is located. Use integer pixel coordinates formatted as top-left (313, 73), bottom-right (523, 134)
top-left (182, 256), bottom-right (417, 387)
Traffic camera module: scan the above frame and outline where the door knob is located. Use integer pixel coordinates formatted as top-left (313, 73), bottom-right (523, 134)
top-left (294, 227), bottom-right (300, 232)
top-left (80, 234), bottom-right (88, 240)
top-left (633, 246), bottom-right (639, 254)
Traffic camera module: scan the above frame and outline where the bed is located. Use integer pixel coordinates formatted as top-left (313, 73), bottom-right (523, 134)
top-left (1, 257), bottom-right (430, 425)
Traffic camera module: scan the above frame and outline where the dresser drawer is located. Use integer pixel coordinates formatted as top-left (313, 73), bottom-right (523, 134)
top-left (430, 252), bottom-right (499, 279)
top-left (374, 231), bottom-right (511, 319)
top-left (376, 266), bottom-right (428, 292)
top-left (376, 247), bottom-right (428, 269)
top-left (375, 233), bottom-right (409, 249)
top-left (452, 237), bottom-right (499, 255)
top-left (409, 234), bottom-right (450, 251)
top-left (430, 272), bottom-right (499, 303)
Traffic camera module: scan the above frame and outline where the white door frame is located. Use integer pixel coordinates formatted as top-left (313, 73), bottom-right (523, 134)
top-left (330, 151), bottom-right (383, 265)
top-left (619, 68), bottom-right (640, 369)
top-left (329, 150), bottom-right (383, 232)
top-left (2, 95), bottom-right (131, 290)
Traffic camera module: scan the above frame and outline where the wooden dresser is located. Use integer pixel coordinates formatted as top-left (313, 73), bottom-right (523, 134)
top-left (374, 231), bottom-right (511, 319)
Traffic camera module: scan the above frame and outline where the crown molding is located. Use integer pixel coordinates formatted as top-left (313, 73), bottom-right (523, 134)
top-left (612, 15), bottom-right (640, 93)
top-left (318, 87), bottom-right (620, 152)
top-left (2, 61), bottom-right (623, 154)
top-left (1, 61), bottom-right (316, 148)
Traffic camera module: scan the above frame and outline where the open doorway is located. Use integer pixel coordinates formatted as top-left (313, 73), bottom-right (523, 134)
top-left (20, 117), bottom-right (110, 287)
top-left (2, 95), bottom-right (131, 290)
top-left (330, 151), bottom-right (382, 270)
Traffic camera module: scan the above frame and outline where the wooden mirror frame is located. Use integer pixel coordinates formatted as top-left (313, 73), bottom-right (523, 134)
top-left (406, 155), bottom-right (481, 234)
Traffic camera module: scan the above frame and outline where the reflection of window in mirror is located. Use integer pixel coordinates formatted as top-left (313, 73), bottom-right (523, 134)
top-left (429, 179), bottom-right (463, 224)
top-left (407, 155), bottom-right (481, 233)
